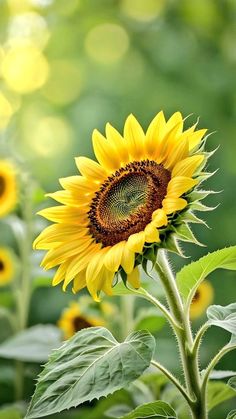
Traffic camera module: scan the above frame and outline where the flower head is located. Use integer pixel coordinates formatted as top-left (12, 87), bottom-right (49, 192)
top-left (0, 247), bottom-right (15, 287)
top-left (34, 111), bottom-right (209, 301)
top-left (0, 160), bottom-right (17, 217)
top-left (190, 280), bottom-right (214, 320)
top-left (58, 301), bottom-right (104, 339)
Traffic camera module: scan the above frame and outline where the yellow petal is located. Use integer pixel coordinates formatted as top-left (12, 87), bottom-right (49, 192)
top-left (37, 206), bottom-right (88, 224)
top-left (72, 269), bottom-right (87, 293)
top-left (127, 231), bottom-right (145, 253)
top-left (101, 268), bottom-right (114, 296)
top-left (166, 111), bottom-right (183, 135)
top-left (172, 155), bottom-right (204, 178)
top-left (189, 129), bottom-right (207, 150)
top-left (86, 248), bottom-right (109, 301)
top-left (41, 237), bottom-right (94, 269)
top-left (145, 111), bottom-right (166, 157)
top-left (124, 114), bottom-right (145, 160)
top-left (46, 190), bottom-right (91, 207)
top-left (162, 197), bottom-right (187, 214)
top-left (34, 225), bottom-right (88, 248)
top-left (121, 243), bottom-right (135, 274)
top-left (167, 176), bottom-right (198, 198)
top-left (104, 241), bottom-right (125, 272)
top-left (92, 129), bottom-right (120, 171)
top-left (105, 123), bottom-right (129, 164)
top-left (75, 156), bottom-right (108, 181)
top-left (152, 209), bottom-right (168, 227)
top-left (144, 222), bottom-right (160, 243)
top-left (59, 176), bottom-right (97, 193)
top-left (127, 266), bottom-right (140, 289)
top-left (164, 137), bottom-right (189, 169)
top-left (52, 262), bottom-right (68, 286)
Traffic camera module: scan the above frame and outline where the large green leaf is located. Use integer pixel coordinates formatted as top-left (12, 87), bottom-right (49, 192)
top-left (207, 303), bottom-right (236, 335)
top-left (26, 327), bottom-right (155, 419)
top-left (0, 325), bottom-right (61, 362)
top-left (207, 381), bottom-right (236, 410)
top-left (176, 246), bottom-right (236, 307)
top-left (108, 401), bottom-right (176, 419)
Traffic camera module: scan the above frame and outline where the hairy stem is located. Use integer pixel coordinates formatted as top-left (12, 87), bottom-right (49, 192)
top-left (155, 250), bottom-right (207, 419)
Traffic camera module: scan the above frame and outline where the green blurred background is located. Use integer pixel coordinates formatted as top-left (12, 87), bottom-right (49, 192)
top-left (0, 0), bottom-right (235, 418)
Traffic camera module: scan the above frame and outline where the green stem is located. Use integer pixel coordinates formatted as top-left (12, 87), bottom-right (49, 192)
top-left (201, 344), bottom-right (234, 411)
top-left (155, 250), bottom-right (207, 419)
top-left (151, 359), bottom-right (194, 405)
top-left (192, 323), bottom-right (210, 359)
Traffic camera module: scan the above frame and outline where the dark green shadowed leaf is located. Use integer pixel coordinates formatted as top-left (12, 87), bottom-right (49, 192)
top-left (107, 401), bottom-right (176, 419)
top-left (26, 327), bottom-right (155, 419)
top-left (176, 246), bottom-right (236, 307)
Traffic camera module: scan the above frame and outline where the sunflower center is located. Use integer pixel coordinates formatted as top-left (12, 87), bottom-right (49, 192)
top-left (88, 160), bottom-right (171, 246)
top-left (73, 315), bottom-right (92, 332)
top-left (192, 290), bottom-right (200, 303)
top-left (0, 176), bottom-right (5, 198)
top-left (0, 260), bottom-right (4, 272)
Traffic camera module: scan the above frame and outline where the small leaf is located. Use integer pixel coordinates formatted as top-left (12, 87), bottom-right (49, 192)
top-left (105, 404), bottom-right (132, 418)
top-left (227, 410), bottom-right (236, 419)
top-left (176, 246), bottom-right (236, 307)
top-left (228, 376), bottom-right (236, 391)
top-left (207, 303), bottom-right (236, 335)
top-left (26, 327), bottom-right (155, 419)
top-left (116, 401), bottom-right (176, 419)
top-left (0, 325), bottom-right (61, 362)
top-left (173, 223), bottom-right (204, 246)
top-left (207, 381), bottom-right (236, 410)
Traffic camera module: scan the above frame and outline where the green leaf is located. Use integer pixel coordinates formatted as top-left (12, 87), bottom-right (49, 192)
top-left (134, 309), bottom-right (166, 333)
top-left (105, 404), bottom-right (132, 418)
top-left (26, 327), bottom-right (155, 419)
top-left (227, 410), bottom-right (236, 419)
top-left (173, 223), bottom-right (204, 246)
top-left (0, 325), bottom-right (61, 362)
top-left (176, 246), bottom-right (236, 307)
top-left (112, 401), bottom-right (177, 419)
top-left (207, 303), bottom-right (236, 335)
top-left (209, 370), bottom-right (236, 379)
top-left (228, 376), bottom-right (236, 391)
top-left (207, 381), bottom-right (236, 410)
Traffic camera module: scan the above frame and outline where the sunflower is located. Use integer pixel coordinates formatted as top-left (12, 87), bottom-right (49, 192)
top-left (0, 160), bottom-right (17, 217)
top-left (190, 280), bottom-right (214, 320)
top-left (0, 247), bottom-right (15, 286)
top-left (58, 301), bottom-right (104, 339)
top-left (34, 111), bottom-right (209, 301)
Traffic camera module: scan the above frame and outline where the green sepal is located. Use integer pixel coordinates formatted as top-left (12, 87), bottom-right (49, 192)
top-left (173, 223), bottom-right (205, 247)
top-left (190, 201), bottom-right (219, 212)
top-left (177, 210), bottom-right (209, 227)
top-left (161, 233), bottom-right (186, 257)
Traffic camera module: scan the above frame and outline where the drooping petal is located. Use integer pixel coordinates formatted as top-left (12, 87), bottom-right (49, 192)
top-left (144, 222), bottom-right (160, 243)
top-left (121, 243), bottom-right (135, 274)
top-left (172, 155), bottom-right (204, 178)
top-left (101, 268), bottom-right (114, 296)
top-left (162, 197), bottom-right (187, 214)
top-left (127, 231), bottom-right (146, 253)
top-left (151, 209), bottom-right (168, 227)
top-left (104, 241), bottom-right (125, 272)
top-left (127, 266), bottom-right (140, 288)
top-left (124, 114), bottom-right (145, 160)
top-left (52, 262), bottom-right (69, 286)
top-left (72, 269), bottom-right (87, 293)
top-left (86, 248), bottom-right (110, 301)
top-left (167, 176), bottom-right (198, 198)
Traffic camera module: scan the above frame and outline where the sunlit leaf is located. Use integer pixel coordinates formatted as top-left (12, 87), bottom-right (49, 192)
top-left (207, 381), bottom-right (236, 410)
top-left (207, 303), bottom-right (236, 335)
top-left (108, 401), bottom-right (176, 419)
top-left (176, 246), bottom-right (236, 306)
top-left (26, 327), bottom-right (155, 419)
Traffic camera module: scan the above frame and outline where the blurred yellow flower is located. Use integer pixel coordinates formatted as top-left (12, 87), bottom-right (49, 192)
top-left (0, 247), bottom-right (15, 287)
top-left (58, 301), bottom-right (104, 339)
top-left (34, 111), bottom-right (207, 301)
top-left (190, 280), bottom-right (214, 320)
top-left (0, 160), bottom-right (17, 217)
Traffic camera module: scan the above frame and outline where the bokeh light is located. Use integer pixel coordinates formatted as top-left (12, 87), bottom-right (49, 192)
top-left (85, 23), bottom-right (129, 65)
top-left (2, 43), bottom-right (49, 94)
top-left (121, 0), bottom-right (166, 22)
top-left (7, 12), bottom-right (50, 49)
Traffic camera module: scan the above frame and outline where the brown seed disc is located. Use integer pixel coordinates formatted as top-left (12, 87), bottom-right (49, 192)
top-left (0, 176), bottom-right (5, 197)
top-left (88, 160), bottom-right (171, 246)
